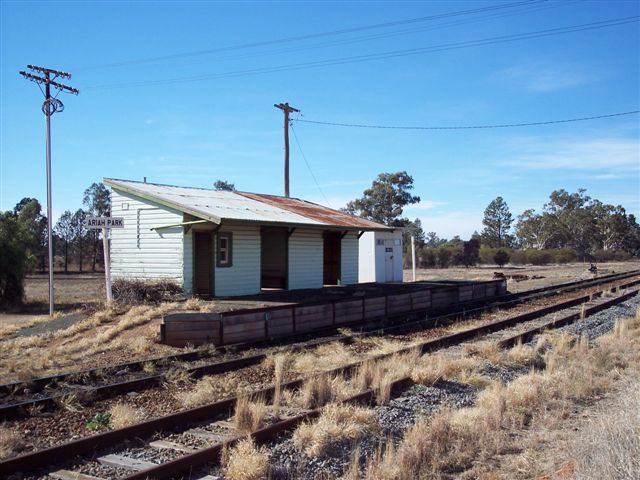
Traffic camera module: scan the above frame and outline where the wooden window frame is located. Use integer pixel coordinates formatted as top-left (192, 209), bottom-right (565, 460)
top-left (217, 232), bottom-right (233, 268)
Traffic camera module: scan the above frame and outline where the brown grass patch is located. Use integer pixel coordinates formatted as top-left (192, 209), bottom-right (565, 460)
top-left (108, 403), bottom-right (144, 428)
top-left (222, 438), bottom-right (269, 480)
top-left (0, 426), bottom-right (25, 459)
top-left (234, 394), bottom-right (267, 433)
top-left (293, 403), bottom-right (378, 457)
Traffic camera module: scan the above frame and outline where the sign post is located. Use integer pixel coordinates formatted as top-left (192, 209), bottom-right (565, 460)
top-left (85, 217), bottom-right (124, 303)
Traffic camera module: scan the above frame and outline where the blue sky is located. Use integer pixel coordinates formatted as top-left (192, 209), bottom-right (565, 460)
top-left (1, 0), bottom-right (638, 238)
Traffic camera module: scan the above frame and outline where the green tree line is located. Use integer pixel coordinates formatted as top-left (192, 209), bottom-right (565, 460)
top-left (345, 173), bottom-right (640, 269)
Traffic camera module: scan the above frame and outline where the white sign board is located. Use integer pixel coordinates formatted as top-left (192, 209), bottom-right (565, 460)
top-left (85, 217), bottom-right (124, 229)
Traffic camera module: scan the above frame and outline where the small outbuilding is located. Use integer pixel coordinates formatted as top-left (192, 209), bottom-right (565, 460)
top-left (105, 178), bottom-right (393, 297)
top-left (358, 230), bottom-right (404, 283)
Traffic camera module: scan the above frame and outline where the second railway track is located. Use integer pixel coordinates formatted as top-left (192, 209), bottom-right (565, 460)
top-left (1, 273), bottom-right (639, 479)
top-left (1, 270), bottom-right (638, 422)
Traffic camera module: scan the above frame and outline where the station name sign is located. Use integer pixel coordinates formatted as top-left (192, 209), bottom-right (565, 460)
top-left (85, 217), bottom-right (125, 229)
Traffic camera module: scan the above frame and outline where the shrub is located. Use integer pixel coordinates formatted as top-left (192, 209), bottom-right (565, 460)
top-left (112, 279), bottom-right (183, 304)
top-left (525, 249), bottom-right (553, 265)
top-left (493, 249), bottom-right (510, 267)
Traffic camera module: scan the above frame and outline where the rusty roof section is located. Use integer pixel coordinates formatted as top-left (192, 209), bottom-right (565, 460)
top-left (237, 192), bottom-right (392, 231)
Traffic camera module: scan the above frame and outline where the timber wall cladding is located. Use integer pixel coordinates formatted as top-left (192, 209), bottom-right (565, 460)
top-left (162, 279), bottom-right (508, 347)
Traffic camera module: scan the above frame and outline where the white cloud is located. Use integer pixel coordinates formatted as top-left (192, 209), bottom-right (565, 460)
top-left (405, 200), bottom-right (447, 211)
top-left (496, 62), bottom-right (598, 92)
top-left (501, 136), bottom-right (640, 172)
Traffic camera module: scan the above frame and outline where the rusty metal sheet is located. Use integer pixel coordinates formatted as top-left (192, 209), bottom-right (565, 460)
top-left (238, 191), bottom-right (392, 230)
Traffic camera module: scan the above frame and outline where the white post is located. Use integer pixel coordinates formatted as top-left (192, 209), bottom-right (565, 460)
top-left (411, 235), bottom-right (416, 282)
top-left (102, 226), bottom-right (112, 302)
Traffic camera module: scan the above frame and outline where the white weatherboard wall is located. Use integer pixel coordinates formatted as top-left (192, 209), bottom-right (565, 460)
top-left (110, 189), bottom-right (184, 284)
top-left (288, 229), bottom-right (323, 289)
top-left (341, 233), bottom-right (359, 284)
top-left (214, 224), bottom-right (261, 296)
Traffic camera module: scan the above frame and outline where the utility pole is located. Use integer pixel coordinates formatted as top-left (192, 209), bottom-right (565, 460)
top-left (274, 102), bottom-right (299, 197)
top-left (20, 65), bottom-right (79, 316)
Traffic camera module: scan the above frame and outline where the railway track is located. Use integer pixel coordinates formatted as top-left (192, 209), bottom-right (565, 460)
top-left (1, 270), bottom-right (638, 421)
top-left (2, 274), bottom-right (639, 479)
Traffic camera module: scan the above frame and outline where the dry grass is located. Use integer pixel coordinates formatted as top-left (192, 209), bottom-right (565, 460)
top-left (108, 403), bottom-right (144, 428)
top-left (222, 438), bottom-right (269, 480)
top-left (234, 394), bottom-right (267, 433)
top-left (179, 376), bottom-right (216, 408)
top-left (292, 342), bottom-right (357, 373)
top-left (0, 425), bottom-right (25, 459)
top-left (298, 371), bottom-right (355, 409)
top-left (0, 301), bottom-right (179, 382)
top-left (293, 403), bottom-right (378, 457)
top-left (571, 380), bottom-right (640, 479)
top-left (364, 308), bottom-right (640, 479)
top-left (411, 352), bottom-right (483, 386)
top-left (272, 354), bottom-right (286, 417)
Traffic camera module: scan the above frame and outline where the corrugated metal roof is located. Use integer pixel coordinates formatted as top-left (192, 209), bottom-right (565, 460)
top-left (104, 178), bottom-right (392, 231)
top-left (238, 192), bottom-right (389, 230)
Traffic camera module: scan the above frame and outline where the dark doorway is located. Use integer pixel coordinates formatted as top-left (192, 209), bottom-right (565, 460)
top-left (323, 232), bottom-right (341, 285)
top-left (194, 231), bottom-right (213, 296)
top-left (261, 227), bottom-right (288, 289)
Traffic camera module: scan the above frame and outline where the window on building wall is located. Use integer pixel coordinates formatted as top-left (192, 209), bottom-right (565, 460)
top-left (217, 232), bottom-right (233, 267)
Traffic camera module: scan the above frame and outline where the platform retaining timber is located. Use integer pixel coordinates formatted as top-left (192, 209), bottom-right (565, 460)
top-left (161, 280), bottom-right (508, 347)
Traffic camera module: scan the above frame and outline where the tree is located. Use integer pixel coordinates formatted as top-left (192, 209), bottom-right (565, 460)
top-left (425, 232), bottom-right (444, 247)
top-left (481, 197), bottom-right (513, 248)
top-left (344, 171), bottom-right (420, 226)
top-left (71, 209), bottom-right (88, 272)
top-left (55, 211), bottom-right (74, 273)
top-left (0, 212), bottom-right (29, 305)
top-left (461, 238), bottom-right (480, 267)
top-left (493, 249), bottom-right (510, 268)
top-left (83, 183), bottom-right (111, 272)
top-left (14, 198), bottom-right (47, 272)
top-left (213, 180), bottom-right (236, 191)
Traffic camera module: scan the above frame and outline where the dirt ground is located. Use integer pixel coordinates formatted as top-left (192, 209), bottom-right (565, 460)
top-left (404, 261), bottom-right (640, 293)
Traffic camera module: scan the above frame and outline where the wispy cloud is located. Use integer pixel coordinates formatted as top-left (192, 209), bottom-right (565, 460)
top-left (501, 136), bottom-right (639, 173)
top-left (405, 200), bottom-right (447, 211)
top-left (495, 62), bottom-right (598, 92)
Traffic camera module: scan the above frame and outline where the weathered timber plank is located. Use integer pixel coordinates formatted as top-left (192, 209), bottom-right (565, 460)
top-left (97, 454), bottom-right (156, 471)
top-left (185, 429), bottom-right (227, 442)
top-left (149, 439), bottom-right (197, 453)
top-left (49, 470), bottom-right (104, 480)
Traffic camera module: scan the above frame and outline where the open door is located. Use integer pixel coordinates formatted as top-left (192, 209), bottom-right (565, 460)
top-left (193, 231), bottom-right (213, 296)
top-left (323, 232), bottom-right (341, 285)
top-left (261, 227), bottom-right (288, 289)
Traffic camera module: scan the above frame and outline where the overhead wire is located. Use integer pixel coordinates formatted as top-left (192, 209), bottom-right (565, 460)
top-left (289, 121), bottom-right (332, 207)
top-left (292, 111), bottom-right (640, 130)
top-left (85, 16), bottom-right (639, 89)
top-left (76, 0), bottom-right (544, 71)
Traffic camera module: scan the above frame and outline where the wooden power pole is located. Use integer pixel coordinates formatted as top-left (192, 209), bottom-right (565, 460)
top-left (274, 102), bottom-right (299, 197)
top-left (20, 65), bottom-right (79, 316)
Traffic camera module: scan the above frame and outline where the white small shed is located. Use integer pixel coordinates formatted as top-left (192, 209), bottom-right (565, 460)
top-left (358, 230), bottom-right (404, 283)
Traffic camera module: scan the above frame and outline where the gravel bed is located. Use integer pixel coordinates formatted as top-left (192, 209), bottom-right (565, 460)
top-left (557, 294), bottom-right (640, 340)
top-left (479, 361), bottom-right (530, 383)
top-left (264, 380), bottom-right (482, 479)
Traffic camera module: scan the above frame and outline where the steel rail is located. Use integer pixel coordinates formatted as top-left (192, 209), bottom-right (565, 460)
top-left (1, 270), bottom-right (638, 421)
top-left (2, 280), bottom-right (638, 477)
top-left (2, 269), bottom-right (633, 395)
top-left (122, 287), bottom-right (640, 480)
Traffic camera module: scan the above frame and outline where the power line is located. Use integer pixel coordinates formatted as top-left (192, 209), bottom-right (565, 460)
top-left (76, 0), bottom-right (543, 71)
top-left (289, 122), bottom-right (332, 208)
top-left (292, 110), bottom-right (640, 130)
top-left (85, 15), bottom-right (638, 89)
